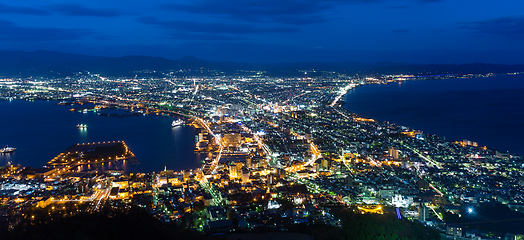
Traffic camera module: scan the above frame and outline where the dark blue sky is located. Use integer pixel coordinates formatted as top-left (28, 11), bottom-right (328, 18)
top-left (1, 0), bottom-right (523, 63)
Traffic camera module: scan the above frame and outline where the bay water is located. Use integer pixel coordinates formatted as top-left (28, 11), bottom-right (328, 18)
top-left (344, 74), bottom-right (524, 155)
top-left (0, 100), bottom-right (205, 172)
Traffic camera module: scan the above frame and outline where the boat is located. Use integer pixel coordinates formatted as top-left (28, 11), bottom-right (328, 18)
top-left (0, 146), bottom-right (16, 153)
top-left (77, 124), bottom-right (88, 129)
top-left (172, 119), bottom-right (184, 127)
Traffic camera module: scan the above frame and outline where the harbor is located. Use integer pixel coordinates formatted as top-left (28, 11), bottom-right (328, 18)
top-left (47, 141), bottom-right (136, 167)
top-left (42, 141), bottom-right (137, 177)
top-left (0, 100), bottom-right (204, 172)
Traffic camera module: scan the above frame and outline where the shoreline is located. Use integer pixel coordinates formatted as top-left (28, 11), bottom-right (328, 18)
top-left (339, 73), bottom-right (522, 156)
top-left (0, 100), bottom-right (204, 173)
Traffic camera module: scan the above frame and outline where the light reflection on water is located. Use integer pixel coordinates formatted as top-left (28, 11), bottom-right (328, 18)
top-left (344, 74), bottom-right (524, 155)
top-left (0, 152), bottom-right (14, 166)
top-left (0, 100), bottom-right (204, 173)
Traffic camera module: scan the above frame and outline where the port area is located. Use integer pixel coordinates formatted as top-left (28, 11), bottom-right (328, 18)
top-left (46, 141), bottom-right (136, 169)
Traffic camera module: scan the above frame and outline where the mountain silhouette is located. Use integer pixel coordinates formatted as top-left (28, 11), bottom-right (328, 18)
top-left (0, 50), bottom-right (522, 77)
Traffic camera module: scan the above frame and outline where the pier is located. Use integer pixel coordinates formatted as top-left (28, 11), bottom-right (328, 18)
top-left (46, 141), bottom-right (137, 170)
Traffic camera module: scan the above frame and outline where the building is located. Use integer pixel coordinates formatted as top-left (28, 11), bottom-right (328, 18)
top-left (447, 225), bottom-right (462, 237)
top-left (222, 133), bottom-right (243, 148)
top-left (206, 206), bottom-right (227, 221)
top-left (229, 162), bottom-right (242, 179)
top-left (389, 147), bottom-right (399, 160)
top-left (241, 169), bottom-right (250, 183)
top-left (418, 203), bottom-right (428, 222)
top-left (379, 186), bottom-right (396, 199)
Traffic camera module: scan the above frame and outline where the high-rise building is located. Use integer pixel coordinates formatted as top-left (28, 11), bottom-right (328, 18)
top-left (418, 203), bottom-right (428, 222)
top-left (389, 147), bottom-right (399, 160)
top-left (228, 162), bottom-right (243, 179)
top-left (241, 169), bottom-right (250, 183)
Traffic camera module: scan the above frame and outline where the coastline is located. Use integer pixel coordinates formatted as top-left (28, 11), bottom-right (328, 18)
top-left (340, 73), bottom-right (523, 156)
top-left (0, 100), bottom-right (204, 172)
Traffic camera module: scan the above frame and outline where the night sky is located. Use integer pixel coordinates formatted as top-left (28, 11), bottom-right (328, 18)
top-left (1, 0), bottom-right (523, 63)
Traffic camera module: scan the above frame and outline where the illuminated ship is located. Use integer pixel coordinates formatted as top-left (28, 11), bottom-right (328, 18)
top-left (77, 124), bottom-right (88, 129)
top-left (0, 146), bottom-right (16, 153)
top-left (172, 119), bottom-right (184, 127)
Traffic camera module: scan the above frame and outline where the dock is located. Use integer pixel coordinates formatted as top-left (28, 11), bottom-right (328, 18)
top-left (47, 141), bottom-right (137, 168)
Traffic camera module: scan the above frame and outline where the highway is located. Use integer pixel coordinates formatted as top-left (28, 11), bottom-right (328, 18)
top-left (240, 124), bottom-right (274, 167)
top-left (330, 83), bottom-right (356, 107)
top-left (305, 142), bottom-right (320, 166)
top-left (198, 175), bottom-right (225, 206)
top-left (195, 117), bottom-right (223, 174)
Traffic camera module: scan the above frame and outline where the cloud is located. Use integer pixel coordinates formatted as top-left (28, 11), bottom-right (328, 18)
top-left (159, 0), bottom-right (345, 25)
top-left (48, 4), bottom-right (126, 17)
top-left (460, 15), bottom-right (524, 38)
top-left (167, 41), bottom-right (283, 62)
top-left (0, 20), bottom-right (95, 41)
top-left (160, 0), bottom-right (441, 26)
top-left (138, 17), bottom-right (298, 35)
top-left (0, 3), bottom-right (49, 15)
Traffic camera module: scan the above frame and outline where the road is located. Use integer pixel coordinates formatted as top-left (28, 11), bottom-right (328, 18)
top-left (195, 117), bottom-right (223, 174)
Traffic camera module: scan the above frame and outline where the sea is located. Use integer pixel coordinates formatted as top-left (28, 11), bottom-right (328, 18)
top-left (344, 74), bottom-right (524, 155)
top-left (0, 100), bottom-right (206, 172)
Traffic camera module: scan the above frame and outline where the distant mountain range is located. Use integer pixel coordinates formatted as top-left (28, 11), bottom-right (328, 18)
top-left (0, 50), bottom-right (523, 77)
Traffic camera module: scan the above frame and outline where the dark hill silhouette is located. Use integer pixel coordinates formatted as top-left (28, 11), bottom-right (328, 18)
top-left (0, 50), bottom-right (523, 77)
